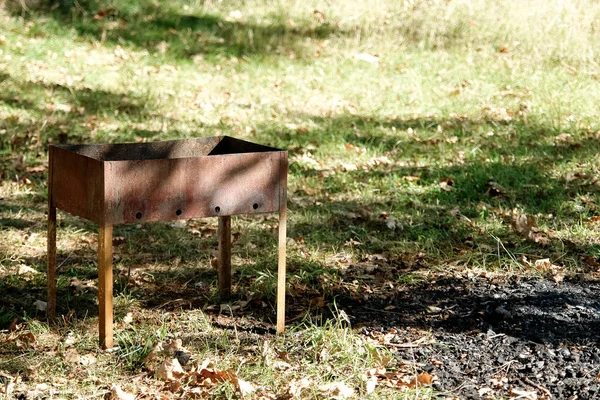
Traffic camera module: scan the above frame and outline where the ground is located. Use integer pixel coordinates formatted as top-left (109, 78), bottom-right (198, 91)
top-left (1, 0), bottom-right (600, 399)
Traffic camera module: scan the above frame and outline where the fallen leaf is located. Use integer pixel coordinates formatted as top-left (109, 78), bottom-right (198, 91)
top-left (108, 385), bottom-right (136, 400)
top-left (344, 143), bottom-right (366, 154)
top-left (417, 372), bottom-right (434, 385)
top-left (534, 258), bottom-right (552, 271)
top-left (122, 312), bottom-right (133, 324)
top-left (439, 177), bottom-right (455, 191)
top-left (156, 358), bottom-right (185, 381)
top-left (509, 388), bottom-right (538, 399)
top-left (64, 348), bottom-right (80, 363)
top-left (552, 272), bottom-right (565, 284)
top-left (318, 381), bottom-right (355, 399)
top-left (165, 339), bottom-right (182, 355)
top-left (288, 378), bottom-right (312, 397)
top-left (510, 210), bottom-right (549, 244)
top-left (79, 353), bottom-right (97, 366)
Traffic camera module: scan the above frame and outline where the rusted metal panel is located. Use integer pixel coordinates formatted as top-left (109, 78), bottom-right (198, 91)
top-left (50, 146), bottom-right (104, 224)
top-left (103, 150), bottom-right (280, 225)
top-left (51, 136), bottom-right (282, 226)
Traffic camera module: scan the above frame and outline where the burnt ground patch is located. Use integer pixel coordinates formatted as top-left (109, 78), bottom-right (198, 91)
top-left (340, 276), bottom-right (600, 398)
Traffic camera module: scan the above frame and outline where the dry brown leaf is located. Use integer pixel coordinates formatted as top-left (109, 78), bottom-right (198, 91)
top-left (165, 339), bottom-right (182, 355)
top-left (439, 177), bottom-right (455, 191)
top-left (511, 211), bottom-right (548, 244)
top-left (195, 367), bottom-right (254, 396)
top-left (288, 377), bottom-right (312, 397)
top-left (164, 380), bottom-right (182, 393)
top-left (533, 259), bottom-right (553, 271)
top-left (79, 353), bottom-right (97, 366)
top-left (16, 332), bottom-right (36, 349)
top-left (108, 385), bottom-right (136, 400)
top-left (145, 342), bottom-right (164, 364)
top-left (513, 212), bottom-right (537, 236)
top-left (156, 358), bottom-right (185, 381)
top-left (64, 348), bottom-right (80, 363)
top-left (122, 312), bottom-right (133, 325)
top-left (344, 143), bottom-right (366, 154)
top-left (553, 272), bottom-right (565, 284)
top-left (417, 372), bottom-right (434, 385)
top-left (509, 388), bottom-right (538, 399)
top-left (318, 381), bottom-right (355, 399)
top-left (185, 387), bottom-right (209, 398)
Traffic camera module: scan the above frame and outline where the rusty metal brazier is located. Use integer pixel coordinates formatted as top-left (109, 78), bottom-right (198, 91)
top-left (47, 136), bottom-right (287, 348)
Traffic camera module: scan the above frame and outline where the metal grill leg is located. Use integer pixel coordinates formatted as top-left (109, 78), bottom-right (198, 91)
top-left (98, 225), bottom-right (113, 349)
top-left (277, 153), bottom-right (288, 334)
top-left (218, 216), bottom-right (232, 300)
top-left (47, 206), bottom-right (57, 322)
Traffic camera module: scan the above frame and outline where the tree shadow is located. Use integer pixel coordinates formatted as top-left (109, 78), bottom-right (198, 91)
top-left (20, 1), bottom-right (343, 60)
top-left (0, 70), bottom-right (195, 185)
top-left (260, 113), bottom-right (600, 258)
top-left (2, 107), bottom-right (600, 350)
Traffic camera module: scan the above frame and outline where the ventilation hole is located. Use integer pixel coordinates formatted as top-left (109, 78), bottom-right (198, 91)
top-left (215, 206), bottom-right (220, 213)
top-left (176, 209), bottom-right (182, 216)
top-left (253, 203), bottom-right (259, 210)
top-left (136, 212), bottom-right (142, 219)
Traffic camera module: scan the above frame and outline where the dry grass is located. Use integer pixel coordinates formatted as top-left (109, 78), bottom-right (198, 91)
top-left (1, 0), bottom-right (600, 398)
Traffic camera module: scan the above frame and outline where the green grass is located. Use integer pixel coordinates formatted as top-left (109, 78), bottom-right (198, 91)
top-left (1, 0), bottom-right (600, 397)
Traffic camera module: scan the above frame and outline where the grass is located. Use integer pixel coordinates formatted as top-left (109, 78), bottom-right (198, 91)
top-left (1, 0), bottom-right (600, 397)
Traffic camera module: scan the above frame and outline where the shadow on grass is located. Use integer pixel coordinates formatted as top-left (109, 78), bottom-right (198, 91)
top-left (0, 70), bottom-right (196, 185)
top-left (2, 107), bottom-right (600, 346)
top-left (19, 0), bottom-right (342, 60)
top-left (260, 113), bottom-right (600, 254)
